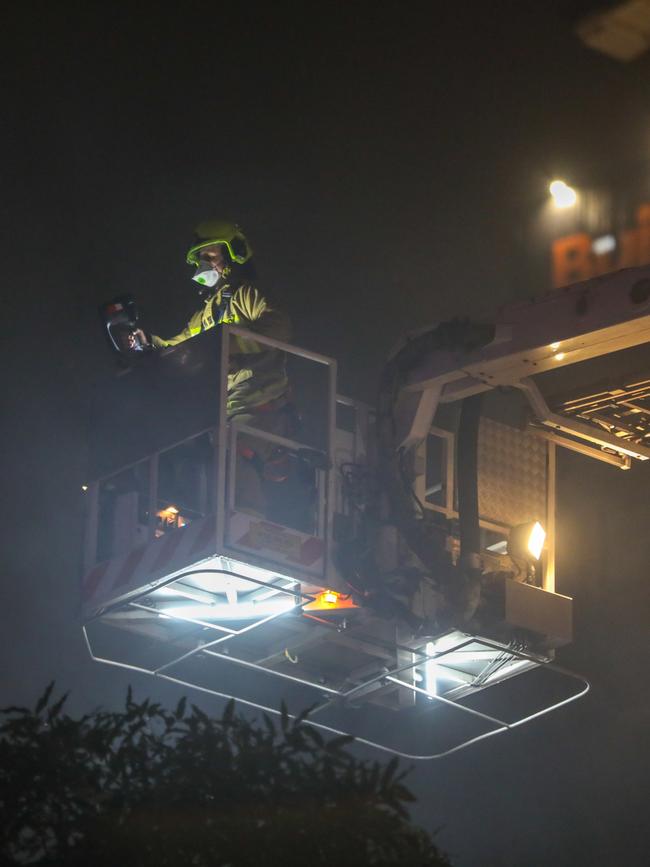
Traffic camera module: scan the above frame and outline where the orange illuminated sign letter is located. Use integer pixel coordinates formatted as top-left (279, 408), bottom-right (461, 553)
top-left (551, 233), bottom-right (592, 287)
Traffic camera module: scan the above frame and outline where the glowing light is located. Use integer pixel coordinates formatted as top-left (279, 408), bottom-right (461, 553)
top-left (154, 585), bottom-right (217, 605)
top-left (483, 658), bottom-right (530, 684)
top-left (592, 234), bottom-right (616, 255)
top-left (156, 505), bottom-right (186, 532)
top-left (554, 352), bottom-right (566, 361)
top-left (527, 522), bottom-right (546, 560)
top-left (304, 590), bottom-right (358, 613)
top-left (81, 485), bottom-right (88, 492)
top-left (157, 506), bottom-right (179, 521)
top-left (161, 596), bottom-right (297, 622)
top-left (425, 641), bottom-right (437, 699)
top-left (549, 180), bottom-right (577, 208)
top-left (509, 521), bottom-right (546, 561)
top-left (550, 342), bottom-right (561, 351)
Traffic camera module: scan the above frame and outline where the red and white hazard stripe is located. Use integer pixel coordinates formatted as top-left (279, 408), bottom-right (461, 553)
top-left (81, 515), bottom-right (217, 620)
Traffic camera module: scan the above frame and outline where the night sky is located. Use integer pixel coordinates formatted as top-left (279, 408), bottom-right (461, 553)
top-left (2, 2), bottom-right (649, 865)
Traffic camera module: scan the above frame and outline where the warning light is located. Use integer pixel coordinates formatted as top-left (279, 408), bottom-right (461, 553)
top-left (156, 506), bottom-right (186, 535)
top-left (303, 590), bottom-right (358, 613)
top-left (158, 506), bottom-right (179, 520)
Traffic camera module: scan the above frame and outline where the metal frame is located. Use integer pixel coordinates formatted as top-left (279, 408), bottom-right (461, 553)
top-left (406, 265), bottom-right (650, 396)
top-left (82, 325), bottom-right (338, 612)
top-left (83, 425), bottom-right (219, 573)
top-left (413, 427), bottom-right (529, 537)
top-left (83, 594), bottom-right (590, 760)
top-left (413, 417), bottom-right (558, 589)
top-left (516, 377), bottom-right (650, 461)
top-left (82, 315), bottom-right (607, 759)
top-left (226, 422), bottom-right (328, 553)
top-left (530, 427), bottom-right (632, 470)
top-left (400, 267), bottom-right (650, 468)
top-left (414, 425), bottom-right (455, 519)
top-left (332, 394), bottom-right (373, 526)
top-left (545, 441), bottom-right (556, 593)
top-left (219, 324), bottom-right (337, 580)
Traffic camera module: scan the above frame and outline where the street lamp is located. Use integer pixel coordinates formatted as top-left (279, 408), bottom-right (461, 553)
top-left (549, 179), bottom-right (577, 208)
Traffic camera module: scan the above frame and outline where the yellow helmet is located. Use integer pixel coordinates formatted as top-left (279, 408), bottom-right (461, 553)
top-left (185, 219), bottom-right (253, 266)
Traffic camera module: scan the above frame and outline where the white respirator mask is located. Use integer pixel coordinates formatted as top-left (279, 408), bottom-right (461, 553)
top-left (192, 261), bottom-right (220, 288)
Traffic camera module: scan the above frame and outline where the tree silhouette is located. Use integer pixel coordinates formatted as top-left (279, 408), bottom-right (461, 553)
top-left (0, 684), bottom-right (452, 866)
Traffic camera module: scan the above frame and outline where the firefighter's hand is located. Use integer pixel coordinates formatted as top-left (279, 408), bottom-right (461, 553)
top-left (128, 328), bottom-right (149, 349)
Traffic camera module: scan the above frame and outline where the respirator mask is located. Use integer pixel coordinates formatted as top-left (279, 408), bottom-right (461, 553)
top-left (192, 261), bottom-right (220, 289)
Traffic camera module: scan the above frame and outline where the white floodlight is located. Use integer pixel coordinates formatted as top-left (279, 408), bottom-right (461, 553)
top-left (422, 633), bottom-right (465, 698)
top-left (424, 641), bottom-right (437, 699)
top-left (161, 596), bottom-right (297, 622)
top-left (527, 521), bottom-right (546, 560)
top-left (508, 521), bottom-right (546, 561)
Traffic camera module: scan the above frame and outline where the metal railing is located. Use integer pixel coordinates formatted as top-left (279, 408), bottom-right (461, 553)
top-left (84, 587), bottom-right (590, 760)
top-left (82, 324), bottom-right (339, 586)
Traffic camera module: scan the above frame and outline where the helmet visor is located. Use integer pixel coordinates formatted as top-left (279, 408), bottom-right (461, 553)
top-left (186, 238), bottom-right (248, 266)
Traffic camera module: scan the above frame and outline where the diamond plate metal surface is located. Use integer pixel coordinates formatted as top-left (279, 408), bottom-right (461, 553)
top-left (478, 418), bottom-right (547, 528)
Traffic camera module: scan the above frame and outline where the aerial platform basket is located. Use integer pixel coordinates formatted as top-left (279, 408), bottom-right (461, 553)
top-left (81, 267), bottom-right (650, 758)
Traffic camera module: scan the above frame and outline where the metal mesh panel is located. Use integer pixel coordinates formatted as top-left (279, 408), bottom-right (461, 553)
top-left (557, 377), bottom-right (650, 446)
top-left (477, 418), bottom-right (547, 528)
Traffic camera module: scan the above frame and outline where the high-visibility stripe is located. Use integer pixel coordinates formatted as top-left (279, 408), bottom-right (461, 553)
top-left (150, 527), bottom-right (186, 576)
top-left (188, 516), bottom-right (216, 558)
top-left (82, 560), bottom-right (110, 600)
top-left (299, 536), bottom-right (324, 566)
top-left (109, 544), bottom-right (148, 594)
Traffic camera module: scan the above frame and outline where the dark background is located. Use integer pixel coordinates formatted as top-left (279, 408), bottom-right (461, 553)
top-left (2, 2), bottom-right (649, 865)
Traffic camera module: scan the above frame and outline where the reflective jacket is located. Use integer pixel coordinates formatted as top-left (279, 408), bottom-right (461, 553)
top-left (152, 282), bottom-right (291, 416)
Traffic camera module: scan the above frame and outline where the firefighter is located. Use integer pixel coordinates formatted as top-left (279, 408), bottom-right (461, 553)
top-left (131, 219), bottom-right (295, 516)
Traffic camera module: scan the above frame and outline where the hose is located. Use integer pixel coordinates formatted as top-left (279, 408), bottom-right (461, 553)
top-left (457, 394), bottom-right (483, 564)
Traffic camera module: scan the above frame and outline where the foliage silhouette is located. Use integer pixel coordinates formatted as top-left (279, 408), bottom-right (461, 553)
top-left (0, 683), bottom-right (452, 866)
